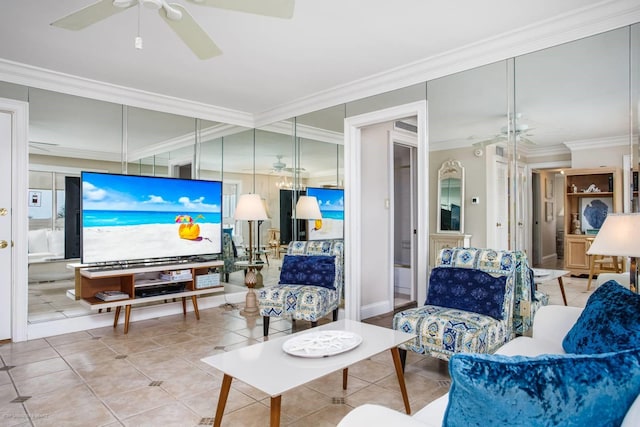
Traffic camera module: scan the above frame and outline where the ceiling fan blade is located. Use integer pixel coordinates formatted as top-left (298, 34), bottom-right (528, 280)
top-left (159, 4), bottom-right (222, 59)
top-left (51, 0), bottom-right (135, 31)
top-left (187, 0), bottom-right (295, 19)
top-left (519, 136), bottom-right (536, 145)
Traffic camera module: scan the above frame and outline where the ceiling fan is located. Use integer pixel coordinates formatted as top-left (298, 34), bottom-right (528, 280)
top-left (51, 0), bottom-right (295, 59)
top-left (472, 113), bottom-right (536, 149)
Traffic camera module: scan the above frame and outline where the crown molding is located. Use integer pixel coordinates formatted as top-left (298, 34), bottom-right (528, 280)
top-left (260, 120), bottom-right (344, 145)
top-left (521, 143), bottom-right (570, 158)
top-left (128, 123), bottom-right (249, 161)
top-left (564, 135), bottom-right (632, 151)
top-left (0, 59), bottom-right (254, 128)
top-left (255, 0), bottom-right (640, 126)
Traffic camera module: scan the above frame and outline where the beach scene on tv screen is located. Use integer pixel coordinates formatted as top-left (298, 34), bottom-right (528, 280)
top-left (307, 188), bottom-right (344, 240)
top-left (82, 173), bottom-right (222, 264)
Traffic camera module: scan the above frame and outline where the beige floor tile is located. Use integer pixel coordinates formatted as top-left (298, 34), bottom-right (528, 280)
top-left (8, 357), bottom-right (70, 382)
top-left (102, 384), bottom-right (178, 419)
top-left (287, 404), bottom-right (354, 427)
top-left (24, 383), bottom-right (99, 419)
top-left (121, 401), bottom-right (201, 427)
top-left (14, 369), bottom-right (83, 397)
top-left (344, 383), bottom-right (408, 413)
top-left (0, 346), bottom-right (60, 367)
top-left (0, 401), bottom-right (31, 427)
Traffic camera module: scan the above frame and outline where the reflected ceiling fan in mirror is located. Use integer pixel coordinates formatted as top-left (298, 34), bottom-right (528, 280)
top-left (471, 113), bottom-right (536, 149)
top-left (51, 0), bottom-right (295, 59)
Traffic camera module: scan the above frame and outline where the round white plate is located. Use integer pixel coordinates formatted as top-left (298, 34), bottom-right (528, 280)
top-left (282, 330), bottom-right (363, 358)
top-left (533, 269), bottom-right (550, 277)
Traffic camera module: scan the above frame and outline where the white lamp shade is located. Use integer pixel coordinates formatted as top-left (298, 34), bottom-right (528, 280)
top-left (234, 194), bottom-right (268, 221)
top-left (586, 213), bottom-right (640, 257)
top-left (295, 196), bottom-right (322, 220)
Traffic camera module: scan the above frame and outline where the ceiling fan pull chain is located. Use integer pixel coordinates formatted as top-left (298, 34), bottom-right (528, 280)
top-left (135, 1), bottom-right (143, 49)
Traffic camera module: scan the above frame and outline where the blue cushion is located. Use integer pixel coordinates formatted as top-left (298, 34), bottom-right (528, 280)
top-left (279, 255), bottom-right (336, 289)
top-left (444, 349), bottom-right (640, 427)
top-left (426, 267), bottom-right (507, 320)
top-left (563, 280), bottom-right (640, 354)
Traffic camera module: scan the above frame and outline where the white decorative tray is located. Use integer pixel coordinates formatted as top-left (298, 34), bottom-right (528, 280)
top-left (282, 330), bottom-right (363, 358)
top-left (533, 269), bottom-right (550, 277)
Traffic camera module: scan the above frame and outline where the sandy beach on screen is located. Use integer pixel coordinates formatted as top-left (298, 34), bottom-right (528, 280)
top-left (308, 218), bottom-right (344, 240)
top-left (83, 223), bottom-right (221, 263)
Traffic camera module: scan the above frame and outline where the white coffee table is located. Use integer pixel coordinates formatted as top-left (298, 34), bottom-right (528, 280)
top-left (532, 268), bottom-right (569, 305)
top-left (201, 319), bottom-right (416, 426)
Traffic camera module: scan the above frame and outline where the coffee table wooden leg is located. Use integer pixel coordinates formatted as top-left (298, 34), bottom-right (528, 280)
top-left (192, 295), bottom-right (200, 319)
top-left (270, 395), bottom-right (281, 427)
top-left (214, 374), bottom-right (233, 427)
top-left (124, 305), bottom-right (132, 334)
top-left (113, 306), bottom-right (121, 328)
top-left (558, 277), bottom-right (567, 306)
top-left (390, 347), bottom-right (411, 414)
top-left (342, 368), bottom-right (348, 390)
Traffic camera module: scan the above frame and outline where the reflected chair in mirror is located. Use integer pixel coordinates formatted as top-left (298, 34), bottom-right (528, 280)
top-left (258, 240), bottom-right (343, 336)
top-left (267, 228), bottom-right (281, 259)
top-left (393, 247), bottom-right (541, 367)
top-left (220, 232), bottom-right (249, 282)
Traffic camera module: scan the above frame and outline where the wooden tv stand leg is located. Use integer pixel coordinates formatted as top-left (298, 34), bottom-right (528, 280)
top-left (123, 305), bottom-right (132, 334)
top-left (113, 306), bottom-right (121, 328)
top-left (182, 297), bottom-right (187, 315)
top-left (191, 295), bottom-right (200, 320)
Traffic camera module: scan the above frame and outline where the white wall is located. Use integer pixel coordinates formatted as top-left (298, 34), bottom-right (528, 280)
top-left (360, 122), bottom-right (393, 311)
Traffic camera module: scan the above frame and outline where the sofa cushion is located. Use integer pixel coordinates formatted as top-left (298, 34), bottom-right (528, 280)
top-left (279, 255), bottom-right (336, 289)
top-left (563, 280), bottom-right (640, 354)
top-left (426, 267), bottom-right (507, 320)
top-left (444, 349), bottom-right (640, 427)
top-left (28, 228), bottom-right (50, 254)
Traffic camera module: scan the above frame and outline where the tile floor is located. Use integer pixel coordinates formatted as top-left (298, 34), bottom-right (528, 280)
top-left (5, 260), bottom-right (594, 426)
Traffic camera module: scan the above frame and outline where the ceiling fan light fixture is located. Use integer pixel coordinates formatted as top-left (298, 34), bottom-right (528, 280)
top-left (113, 0), bottom-right (137, 8)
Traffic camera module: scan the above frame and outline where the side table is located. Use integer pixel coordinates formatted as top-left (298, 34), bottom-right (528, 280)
top-left (532, 268), bottom-right (569, 306)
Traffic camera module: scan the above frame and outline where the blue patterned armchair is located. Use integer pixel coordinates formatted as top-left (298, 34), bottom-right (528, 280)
top-left (393, 247), bottom-right (543, 365)
top-left (258, 240), bottom-right (344, 336)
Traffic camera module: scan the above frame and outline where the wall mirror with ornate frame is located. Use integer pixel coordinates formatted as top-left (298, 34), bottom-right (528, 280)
top-left (437, 160), bottom-right (464, 233)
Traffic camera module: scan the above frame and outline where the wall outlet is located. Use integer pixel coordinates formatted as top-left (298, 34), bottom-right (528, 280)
top-left (471, 197), bottom-right (480, 205)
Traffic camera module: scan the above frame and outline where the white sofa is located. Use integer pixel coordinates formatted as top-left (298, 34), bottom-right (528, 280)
top-left (28, 228), bottom-right (75, 282)
top-left (338, 304), bottom-right (640, 427)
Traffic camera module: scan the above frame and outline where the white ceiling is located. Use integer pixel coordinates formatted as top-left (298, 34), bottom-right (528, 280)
top-left (2, 0), bottom-right (640, 169)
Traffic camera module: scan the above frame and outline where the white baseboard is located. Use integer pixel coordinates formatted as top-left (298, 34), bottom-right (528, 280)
top-left (360, 300), bottom-right (393, 320)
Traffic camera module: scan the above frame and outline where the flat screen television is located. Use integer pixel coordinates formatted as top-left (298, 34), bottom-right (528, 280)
top-left (81, 172), bottom-right (222, 265)
top-left (305, 187), bottom-right (344, 240)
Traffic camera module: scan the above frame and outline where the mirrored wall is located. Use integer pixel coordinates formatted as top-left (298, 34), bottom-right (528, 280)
top-left (4, 21), bottom-right (639, 327)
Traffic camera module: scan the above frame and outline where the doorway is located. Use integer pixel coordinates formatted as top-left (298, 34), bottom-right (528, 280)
top-left (392, 137), bottom-right (417, 310)
top-left (344, 101), bottom-right (428, 321)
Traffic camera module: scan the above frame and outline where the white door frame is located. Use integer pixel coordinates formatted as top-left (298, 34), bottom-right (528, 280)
top-left (344, 101), bottom-right (428, 321)
top-left (388, 131), bottom-right (418, 308)
top-left (2, 97), bottom-right (29, 342)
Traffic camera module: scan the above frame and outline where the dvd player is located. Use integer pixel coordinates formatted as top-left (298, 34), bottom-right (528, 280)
top-left (135, 283), bottom-right (186, 298)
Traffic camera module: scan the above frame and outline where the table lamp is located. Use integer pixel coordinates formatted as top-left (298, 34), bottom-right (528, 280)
top-left (295, 196), bottom-right (322, 240)
top-left (586, 213), bottom-right (640, 293)
top-left (234, 193), bottom-right (269, 263)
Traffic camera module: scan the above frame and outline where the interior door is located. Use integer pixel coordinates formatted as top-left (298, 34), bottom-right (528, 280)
top-left (0, 111), bottom-right (12, 340)
top-left (488, 153), bottom-right (509, 250)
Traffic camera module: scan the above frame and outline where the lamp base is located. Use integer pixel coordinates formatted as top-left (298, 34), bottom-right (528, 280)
top-left (242, 268), bottom-right (259, 315)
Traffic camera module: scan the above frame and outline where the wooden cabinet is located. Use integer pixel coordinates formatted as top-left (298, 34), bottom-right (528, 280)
top-left (563, 168), bottom-right (621, 275)
top-left (429, 233), bottom-right (472, 267)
